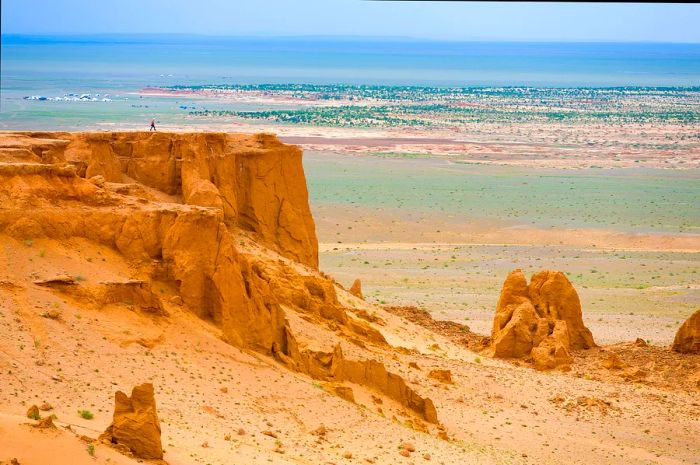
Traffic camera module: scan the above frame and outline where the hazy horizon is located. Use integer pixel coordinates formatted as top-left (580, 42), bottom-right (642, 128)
top-left (4, 32), bottom-right (700, 45)
top-left (3, 0), bottom-right (700, 43)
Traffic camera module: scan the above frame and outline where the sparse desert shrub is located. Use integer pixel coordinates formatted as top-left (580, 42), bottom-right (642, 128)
top-left (78, 409), bottom-right (94, 420)
top-left (87, 443), bottom-right (95, 456)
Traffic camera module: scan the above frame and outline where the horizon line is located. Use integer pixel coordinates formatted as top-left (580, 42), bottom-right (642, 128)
top-left (2, 32), bottom-right (700, 45)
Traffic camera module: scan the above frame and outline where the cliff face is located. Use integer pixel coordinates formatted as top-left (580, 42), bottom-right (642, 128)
top-left (0, 131), bottom-right (438, 425)
top-left (2, 131), bottom-right (318, 268)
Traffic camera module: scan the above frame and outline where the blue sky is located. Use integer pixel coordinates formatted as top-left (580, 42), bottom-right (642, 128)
top-left (3, 0), bottom-right (700, 43)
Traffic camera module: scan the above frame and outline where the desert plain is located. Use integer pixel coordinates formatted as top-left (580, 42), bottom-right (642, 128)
top-left (0, 84), bottom-right (698, 465)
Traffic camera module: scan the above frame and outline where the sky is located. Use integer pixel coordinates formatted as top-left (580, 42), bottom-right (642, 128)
top-left (2, 0), bottom-right (700, 43)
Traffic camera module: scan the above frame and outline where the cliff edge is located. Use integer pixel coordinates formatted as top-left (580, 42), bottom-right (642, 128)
top-left (0, 131), bottom-right (438, 427)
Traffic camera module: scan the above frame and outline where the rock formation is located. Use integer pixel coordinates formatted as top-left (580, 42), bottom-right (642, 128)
top-left (491, 269), bottom-right (595, 370)
top-left (100, 383), bottom-right (163, 460)
top-left (528, 270), bottom-right (596, 350)
top-left (0, 131), bottom-right (318, 267)
top-left (672, 309), bottom-right (700, 354)
top-left (0, 132), bottom-right (319, 351)
top-left (349, 279), bottom-right (364, 299)
top-left (0, 131), bottom-right (438, 425)
top-left (428, 369), bottom-right (453, 384)
top-left (31, 415), bottom-right (57, 429)
top-left (26, 405), bottom-right (40, 419)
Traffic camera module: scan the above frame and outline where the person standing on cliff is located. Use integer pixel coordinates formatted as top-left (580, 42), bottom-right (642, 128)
top-left (150, 119), bottom-right (156, 131)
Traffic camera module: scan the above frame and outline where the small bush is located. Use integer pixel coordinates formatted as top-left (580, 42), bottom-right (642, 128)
top-left (87, 443), bottom-right (95, 456)
top-left (78, 409), bottom-right (94, 420)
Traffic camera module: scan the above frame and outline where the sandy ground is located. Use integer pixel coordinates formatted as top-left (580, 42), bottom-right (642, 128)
top-left (1, 235), bottom-right (699, 465)
top-left (0, 412), bottom-right (140, 465)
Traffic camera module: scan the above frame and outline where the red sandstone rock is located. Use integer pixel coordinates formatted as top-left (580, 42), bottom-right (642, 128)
top-left (26, 405), bottom-right (40, 420)
top-left (672, 309), bottom-right (700, 354)
top-left (349, 279), bottom-right (364, 299)
top-left (528, 271), bottom-right (595, 350)
top-left (428, 369), bottom-right (453, 384)
top-left (491, 269), bottom-right (595, 370)
top-left (100, 383), bottom-right (163, 460)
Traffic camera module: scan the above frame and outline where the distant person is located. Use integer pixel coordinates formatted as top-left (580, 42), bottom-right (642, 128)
top-left (150, 119), bottom-right (156, 131)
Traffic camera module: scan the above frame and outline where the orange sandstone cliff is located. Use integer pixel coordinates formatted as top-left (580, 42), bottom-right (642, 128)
top-left (0, 131), bottom-right (437, 426)
top-left (1, 131), bottom-right (318, 268)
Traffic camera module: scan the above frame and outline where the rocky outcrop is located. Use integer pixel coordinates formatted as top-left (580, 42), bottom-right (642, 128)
top-left (491, 269), bottom-right (595, 370)
top-left (0, 133), bottom-right (317, 351)
top-left (349, 279), bottom-right (364, 299)
top-left (26, 405), bottom-right (40, 419)
top-left (528, 271), bottom-right (595, 350)
top-left (32, 278), bottom-right (167, 317)
top-left (0, 132), bottom-right (318, 268)
top-left (428, 369), bottom-right (453, 384)
top-left (98, 281), bottom-right (166, 314)
top-left (672, 309), bottom-right (700, 354)
top-left (335, 352), bottom-right (438, 424)
top-left (0, 131), bottom-right (437, 427)
top-left (100, 383), bottom-right (163, 460)
top-left (274, 340), bottom-right (438, 423)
